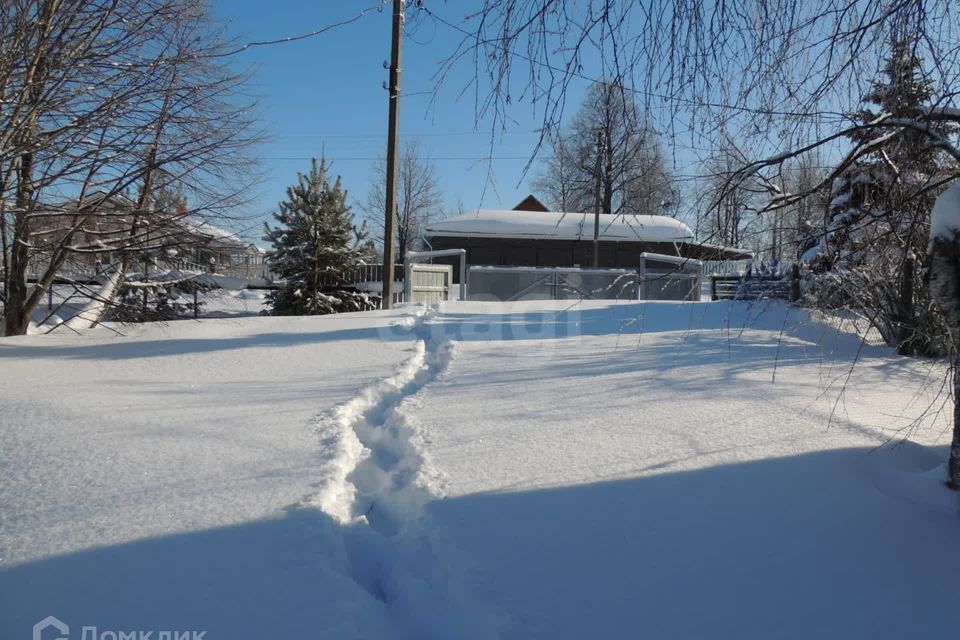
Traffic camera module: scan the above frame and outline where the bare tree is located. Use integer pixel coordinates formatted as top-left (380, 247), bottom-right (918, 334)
top-left (364, 140), bottom-right (443, 259)
top-left (773, 156), bottom-right (828, 264)
top-left (0, 0), bottom-right (259, 335)
top-left (436, 1), bottom-right (959, 144)
top-left (531, 131), bottom-right (580, 213)
top-left (428, 1), bottom-right (960, 223)
top-left (697, 145), bottom-right (757, 250)
top-left (532, 80), bottom-right (673, 216)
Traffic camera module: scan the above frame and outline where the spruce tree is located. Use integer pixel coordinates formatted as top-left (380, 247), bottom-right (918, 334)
top-left (264, 158), bottom-right (373, 315)
top-left (800, 35), bottom-right (959, 354)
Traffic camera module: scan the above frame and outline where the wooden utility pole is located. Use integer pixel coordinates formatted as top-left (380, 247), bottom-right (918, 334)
top-left (592, 130), bottom-right (604, 268)
top-left (382, 0), bottom-right (405, 309)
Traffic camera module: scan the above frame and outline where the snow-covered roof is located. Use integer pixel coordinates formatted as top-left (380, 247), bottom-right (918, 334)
top-left (179, 219), bottom-right (250, 250)
top-left (424, 209), bottom-right (694, 243)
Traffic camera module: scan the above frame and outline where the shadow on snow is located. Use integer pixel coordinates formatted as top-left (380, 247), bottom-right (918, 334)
top-left (3, 444), bottom-right (958, 640)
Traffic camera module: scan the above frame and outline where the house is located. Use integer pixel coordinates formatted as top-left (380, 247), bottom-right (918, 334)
top-left (419, 198), bottom-right (751, 301)
top-left (512, 194), bottom-right (550, 212)
top-left (176, 218), bottom-right (269, 279)
top-left (23, 191), bottom-right (269, 281)
top-left (423, 206), bottom-right (751, 270)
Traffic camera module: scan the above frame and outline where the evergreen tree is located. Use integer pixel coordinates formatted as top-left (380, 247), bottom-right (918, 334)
top-left (264, 158), bottom-right (374, 315)
top-left (800, 35), bottom-right (959, 355)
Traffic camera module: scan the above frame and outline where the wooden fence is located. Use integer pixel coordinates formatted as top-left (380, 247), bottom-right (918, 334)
top-left (318, 264), bottom-right (405, 287)
top-left (710, 265), bottom-right (801, 302)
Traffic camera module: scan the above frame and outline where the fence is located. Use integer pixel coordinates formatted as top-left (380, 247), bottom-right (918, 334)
top-left (466, 264), bottom-right (705, 303)
top-left (640, 271), bottom-right (701, 300)
top-left (639, 253), bottom-right (701, 301)
top-left (467, 267), bottom-right (641, 301)
top-left (320, 264), bottom-right (405, 288)
top-left (26, 259), bottom-right (99, 283)
top-left (406, 263), bottom-right (454, 304)
top-left (710, 267), bottom-right (801, 302)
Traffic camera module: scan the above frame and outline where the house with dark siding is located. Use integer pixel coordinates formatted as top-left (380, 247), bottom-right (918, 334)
top-left (423, 197), bottom-right (750, 274)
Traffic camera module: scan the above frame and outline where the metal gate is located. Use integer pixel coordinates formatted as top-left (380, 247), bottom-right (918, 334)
top-left (408, 263), bottom-right (454, 304)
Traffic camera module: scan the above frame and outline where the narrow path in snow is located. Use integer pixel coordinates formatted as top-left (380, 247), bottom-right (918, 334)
top-left (343, 314), bottom-right (455, 535)
top-left (298, 308), bottom-right (495, 639)
top-left (305, 308), bottom-right (452, 531)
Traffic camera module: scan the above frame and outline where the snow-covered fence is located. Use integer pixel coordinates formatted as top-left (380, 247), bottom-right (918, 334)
top-left (32, 281), bottom-right (270, 327)
top-left (405, 249), bottom-right (467, 302)
top-left (163, 257), bottom-right (206, 274)
top-left (405, 263), bottom-right (454, 304)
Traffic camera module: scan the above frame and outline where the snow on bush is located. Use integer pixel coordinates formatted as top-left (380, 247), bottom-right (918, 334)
top-left (930, 181), bottom-right (960, 242)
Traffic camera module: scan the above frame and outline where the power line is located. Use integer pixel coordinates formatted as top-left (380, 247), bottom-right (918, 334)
top-left (219, 1), bottom-right (390, 57)
top-left (270, 129), bottom-right (542, 138)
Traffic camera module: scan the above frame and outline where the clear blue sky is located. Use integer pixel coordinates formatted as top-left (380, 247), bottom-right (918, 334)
top-left (211, 1), bottom-right (582, 244)
top-left (207, 2), bottom-right (885, 249)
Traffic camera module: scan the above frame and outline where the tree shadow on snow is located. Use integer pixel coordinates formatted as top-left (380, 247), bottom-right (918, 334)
top-left (426, 443), bottom-right (959, 640)
top-left (0, 324), bottom-right (416, 361)
top-left (1, 506), bottom-right (406, 640)
top-left (3, 444), bottom-right (958, 640)
top-left (0, 301), bottom-right (908, 367)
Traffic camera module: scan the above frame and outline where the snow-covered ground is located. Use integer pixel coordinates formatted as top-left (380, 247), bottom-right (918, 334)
top-left (1, 311), bottom-right (419, 638)
top-left (2, 300), bottom-right (959, 639)
top-left (26, 284), bottom-right (269, 332)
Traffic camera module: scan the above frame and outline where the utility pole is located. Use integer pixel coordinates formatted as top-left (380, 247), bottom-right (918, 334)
top-left (382, 0), bottom-right (405, 309)
top-left (592, 130), bottom-right (604, 268)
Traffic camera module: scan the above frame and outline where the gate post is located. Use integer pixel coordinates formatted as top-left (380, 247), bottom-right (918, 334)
top-left (403, 254), bottom-right (413, 303)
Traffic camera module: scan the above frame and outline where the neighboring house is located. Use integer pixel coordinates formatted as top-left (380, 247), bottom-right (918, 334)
top-left (176, 218), bottom-right (270, 279)
top-left (22, 191), bottom-right (139, 279)
top-left (23, 191), bottom-right (270, 281)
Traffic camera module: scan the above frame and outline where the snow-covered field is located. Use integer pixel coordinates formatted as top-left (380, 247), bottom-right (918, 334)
top-left (2, 300), bottom-right (959, 639)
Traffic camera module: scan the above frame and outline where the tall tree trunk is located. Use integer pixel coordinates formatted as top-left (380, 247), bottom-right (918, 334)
top-left (4, 148), bottom-right (36, 336)
top-left (950, 352), bottom-right (960, 490)
top-left (896, 254), bottom-right (915, 356)
top-left (603, 132), bottom-right (614, 214)
top-left (4, 238), bottom-right (30, 335)
top-left (4, 2), bottom-right (57, 336)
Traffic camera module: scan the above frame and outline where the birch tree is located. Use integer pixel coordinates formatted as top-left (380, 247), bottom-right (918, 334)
top-left (928, 183), bottom-right (960, 489)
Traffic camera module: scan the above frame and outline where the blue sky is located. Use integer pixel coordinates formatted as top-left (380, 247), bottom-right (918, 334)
top-left (211, 1), bottom-right (583, 244)
top-left (204, 2), bottom-right (912, 250)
